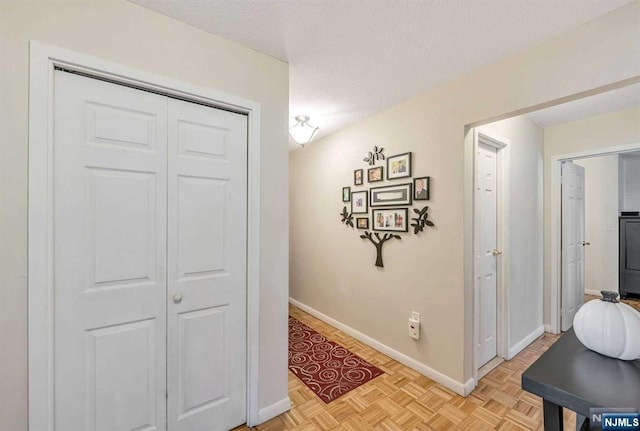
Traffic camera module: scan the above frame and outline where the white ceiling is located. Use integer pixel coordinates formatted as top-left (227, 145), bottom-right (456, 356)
top-left (525, 82), bottom-right (640, 128)
top-left (131, 0), bottom-right (634, 149)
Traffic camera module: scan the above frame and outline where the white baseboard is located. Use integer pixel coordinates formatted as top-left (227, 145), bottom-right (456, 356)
top-left (256, 397), bottom-right (291, 425)
top-left (507, 325), bottom-right (545, 360)
top-left (585, 289), bottom-right (603, 297)
top-left (463, 377), bottom-right (476, 396)
top-left (289, 297), bottom-right (475, 396)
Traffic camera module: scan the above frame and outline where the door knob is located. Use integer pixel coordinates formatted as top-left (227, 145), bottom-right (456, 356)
top-left (581, 241), bottom-right (591, 246)
top-left (492, 249), bottom-right (503, 256)
top-left (173, 294), bottom-right (183, 304)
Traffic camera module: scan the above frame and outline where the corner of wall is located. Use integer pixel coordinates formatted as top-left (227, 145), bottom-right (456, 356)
top-left (256, 397), bottom-right (291, 425)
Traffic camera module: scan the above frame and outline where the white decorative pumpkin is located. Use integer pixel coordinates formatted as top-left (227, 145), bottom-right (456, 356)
top-left (574, 291), bottom-right (640, 360)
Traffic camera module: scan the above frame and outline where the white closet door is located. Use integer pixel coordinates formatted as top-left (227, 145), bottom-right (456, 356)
top-left (53, 71), bottom-right (167, 431)
top-left (166, 99), bottom-right (248, 431)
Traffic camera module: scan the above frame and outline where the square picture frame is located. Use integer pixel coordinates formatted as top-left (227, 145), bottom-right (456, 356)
top-left (367, 166), bottom-right (383, 183)
top-left (356, 217), bottom-right (369, 230)
top-left (354, 169), bottom-right (364, 186)
top-left (342, 186), bottom-right (351, 202)
top-left (370, 183), bottom-right (412, 207)
top-left (372, 208), bottom-right (408, 232)
top-left (387, 152), bottom-right (412, 180)
top-left (351, 190), bottom-right (368, 214)
top-left (413, 177), bottom-right (430, 200)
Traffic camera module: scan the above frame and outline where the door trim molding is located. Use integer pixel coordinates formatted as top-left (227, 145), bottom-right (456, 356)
top-left (471, 130), bottom-right (510, 386)
top-left (28, 41), bottom-right (263, 429)
top-left (549, 141), bottom-right (640, 334)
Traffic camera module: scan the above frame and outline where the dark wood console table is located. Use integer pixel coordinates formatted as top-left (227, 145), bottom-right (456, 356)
top-left (522, 328), bottom-right (640, 431)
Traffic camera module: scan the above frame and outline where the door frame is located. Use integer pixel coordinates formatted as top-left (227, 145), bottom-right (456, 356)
top-left (28, 41), bottom-right (263, 429)
top-left (549, 141), bottom-right (640, 334)
top-left (472, 130), bottom-right (510, 383)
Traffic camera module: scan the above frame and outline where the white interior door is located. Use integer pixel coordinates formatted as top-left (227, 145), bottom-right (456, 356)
top-left (476, 142), bottom-right (499, 367)
top-left (561, 161), bottom-right (586, 331)
top-left (54, 71), bottom-right (168, 430)
top-left (166, 99), bottom-right (248, 431)
top-left (53, 70), bottom-right (248, 431)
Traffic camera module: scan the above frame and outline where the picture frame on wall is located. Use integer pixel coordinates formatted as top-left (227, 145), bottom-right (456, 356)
top-left (342, 186), bottom-right (351, 202)
top-left (387, 152), bottom-right (412, 180)
top-left (372, 208), bottom-right (408, 232)
top-left (367, 166), bottom-right (383, 183)
top-left (356, 217), bottom-right (369, 229)
top-left (370, 183), bottom-right (412, 207)
top-left (413, 177), bottom-right (430, 200)
top-left (351, 190), bottom-right (368, 214)
top-left (354, 169), bottom-right (364, 186)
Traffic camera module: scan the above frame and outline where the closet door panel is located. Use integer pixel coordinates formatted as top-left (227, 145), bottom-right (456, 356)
top-left (167, 99), bottom-right (248, 431)
top-left (53, 71), bottom-right (167, 431)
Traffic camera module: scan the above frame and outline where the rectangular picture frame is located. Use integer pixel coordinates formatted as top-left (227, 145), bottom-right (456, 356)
top-left (387, 152), bottom-right (412, 180)
top-left (370, 183), bottom-right (412, 207)
top-left (351, 190), bottom-right (368, 214)
top-left (367, 166), bottom-right (383, 183)
top-left (342, 186), bottom-right (351, 202)
top-left (413, 177), bottom-right (430, 200)
top-left (372, 208), bottom-right (408, 232)
top-left (356, 217), bottom-right (369, 230)
top-left (354, 169), bottom-right (364, 186)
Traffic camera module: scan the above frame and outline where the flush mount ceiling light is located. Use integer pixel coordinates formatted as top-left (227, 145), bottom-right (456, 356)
top-left (289, 115), bottom-right (319, 148)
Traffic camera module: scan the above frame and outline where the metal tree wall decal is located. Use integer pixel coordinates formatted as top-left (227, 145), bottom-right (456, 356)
top-left (363, 146), bottom-right (385, 166)
top-left (340, 206), bottom-right (354, 227)
top-left (410, 206), bottom-right (435, 234)
top-left (360, 231), bottom-right (400, 267)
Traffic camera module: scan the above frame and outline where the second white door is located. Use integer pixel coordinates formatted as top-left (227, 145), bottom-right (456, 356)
top-left (476, 142), bottom-right (499, 368)
top-left (561, 161), bottom-right (586, 331)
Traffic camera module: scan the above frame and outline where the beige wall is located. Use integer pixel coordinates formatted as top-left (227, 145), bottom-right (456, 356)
top-left (543, 106), bottom-right (640, 323)
top-left (290, 1), bottom-right (640, 390)
top-left (0, 1), bottom-right (289, 429)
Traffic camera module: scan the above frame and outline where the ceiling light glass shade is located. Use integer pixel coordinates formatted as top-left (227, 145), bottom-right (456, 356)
top-left (289, 115), bottom-right (319, 147)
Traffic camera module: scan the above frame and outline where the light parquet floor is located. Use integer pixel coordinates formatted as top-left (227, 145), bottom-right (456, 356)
top-left (234, 305), bottom-right (576, 431)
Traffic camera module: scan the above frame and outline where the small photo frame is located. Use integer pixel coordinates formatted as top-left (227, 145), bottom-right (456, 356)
top-left (351, 190), bottom-right (368, 214)
top-left (370, 183), bottom-right (412, 207)
top-left (372, 208), bottom-right (408, 232)
top-left (368, 166), bottom-right (383, 183)
top-left (356, 217), bottom-right (369, 230)
top-left (387, 152), bottom-right (412, 180)
top-left (413, 177), bottom-right (430, 200)
top-left (342, 186), bottom-right (351, 202)
top-left (354, 169), bottom-right (364, 186)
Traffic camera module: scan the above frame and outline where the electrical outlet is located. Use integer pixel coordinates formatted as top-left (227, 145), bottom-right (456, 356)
top-left (411, 311), bottom-right (421, 322)
top-left (408, 316), bottom-right (420, 340)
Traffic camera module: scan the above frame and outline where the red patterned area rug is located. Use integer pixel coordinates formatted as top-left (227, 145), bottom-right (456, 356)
top-left (288, 316), bottom-right (384, 403)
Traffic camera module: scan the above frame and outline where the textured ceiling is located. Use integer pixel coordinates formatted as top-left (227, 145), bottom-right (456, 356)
top-left (130, 0), bottom-right (634, 149)
top-left (526, 83), bottom-right (640, 128)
